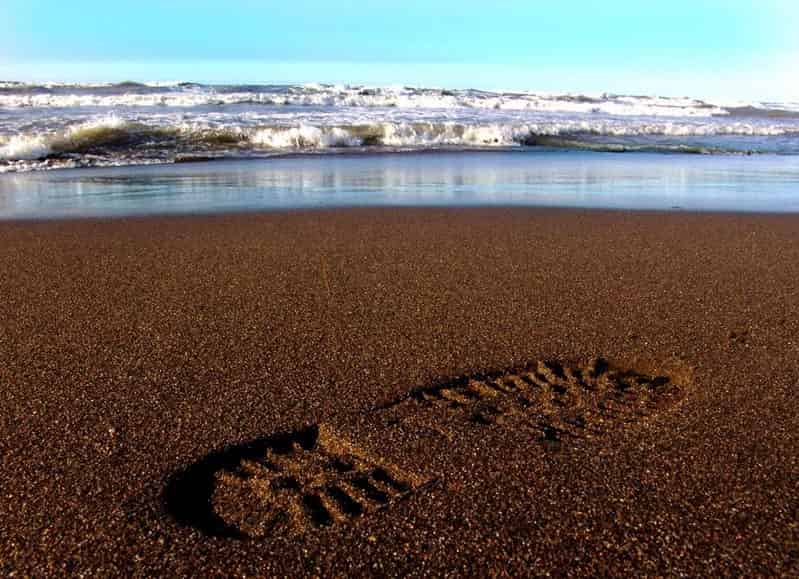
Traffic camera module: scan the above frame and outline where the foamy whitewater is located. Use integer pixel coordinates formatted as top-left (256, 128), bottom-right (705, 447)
top-left (1, 81), bottom-right (799, 172)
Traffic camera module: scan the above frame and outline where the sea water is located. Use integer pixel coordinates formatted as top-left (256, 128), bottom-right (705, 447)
top-left (1, 82), bottom-right (799, 217)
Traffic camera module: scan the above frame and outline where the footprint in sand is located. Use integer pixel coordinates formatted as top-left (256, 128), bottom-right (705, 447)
top-left (165, 357), bottom-right (688, 539)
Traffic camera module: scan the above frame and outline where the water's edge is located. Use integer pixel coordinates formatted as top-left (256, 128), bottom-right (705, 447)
top-left (2, 150), bottom-right (798, 219)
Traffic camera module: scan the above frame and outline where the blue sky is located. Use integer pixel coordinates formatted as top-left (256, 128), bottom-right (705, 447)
top-left (1, 0), bottom-right (797, 100)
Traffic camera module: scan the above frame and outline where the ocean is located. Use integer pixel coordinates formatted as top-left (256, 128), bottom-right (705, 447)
top-left (1, 81), bottom-right (799, 218)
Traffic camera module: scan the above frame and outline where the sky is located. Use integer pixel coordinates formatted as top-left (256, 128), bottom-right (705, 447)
top-left (1, 0), bottom-right (797, 101)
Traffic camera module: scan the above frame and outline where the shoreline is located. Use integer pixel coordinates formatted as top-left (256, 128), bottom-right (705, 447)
top-left (1, 207), bottom-right (798, 575)
top-left (3, 203), bottom-right (799, 230)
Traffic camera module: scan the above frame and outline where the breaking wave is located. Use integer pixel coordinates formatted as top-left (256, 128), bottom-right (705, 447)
top-left (2, 116), bottom-right (796, 161)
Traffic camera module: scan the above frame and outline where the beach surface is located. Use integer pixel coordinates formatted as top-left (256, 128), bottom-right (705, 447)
top-left (1, 208), bottom-right (798, 576)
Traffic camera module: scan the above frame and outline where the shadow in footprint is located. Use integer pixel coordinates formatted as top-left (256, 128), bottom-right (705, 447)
top-left (163, 425), bottom-right (319, 539)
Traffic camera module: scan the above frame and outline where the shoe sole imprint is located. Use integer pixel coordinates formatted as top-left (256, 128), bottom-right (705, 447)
top-left (164, 424), bottom-right (430, 539)
top-left (380, 357), bottom-right (689, 444)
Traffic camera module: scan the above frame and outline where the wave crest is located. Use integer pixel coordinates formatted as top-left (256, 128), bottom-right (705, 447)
top-left (1, 118), bottom-right (794, 171)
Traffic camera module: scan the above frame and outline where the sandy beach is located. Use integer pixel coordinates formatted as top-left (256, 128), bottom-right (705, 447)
top-left (1, 207), bottom-right (798, 576)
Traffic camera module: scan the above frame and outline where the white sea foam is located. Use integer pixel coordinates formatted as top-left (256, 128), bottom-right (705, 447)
top-left (251, 125), bottom-right (362, 148)
top-left (0, 134), bottom-right (52, 160)
top-left (0, 114), bottom-right (133, 161)
top-left (0, 84), bottom-right (736, 117)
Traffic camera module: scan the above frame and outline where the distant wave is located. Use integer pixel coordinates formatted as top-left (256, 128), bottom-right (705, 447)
top-left (2, 82), bottom-right (797, 117)
top-left (0, 83), bottom-right (734, 117)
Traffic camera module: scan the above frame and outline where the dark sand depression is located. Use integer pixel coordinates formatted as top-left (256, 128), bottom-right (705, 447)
top-left (1, 208), bottom-right (798, 575)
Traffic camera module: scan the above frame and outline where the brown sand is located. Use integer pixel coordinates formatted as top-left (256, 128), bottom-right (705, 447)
top-left (0, 208), bottom-right (797, 576)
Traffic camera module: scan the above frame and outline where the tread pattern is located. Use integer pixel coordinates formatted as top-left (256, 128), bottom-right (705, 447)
top-left (387, 358), bottom-right (684, 443)
top-left (177, 425), bottom-right (424, 539)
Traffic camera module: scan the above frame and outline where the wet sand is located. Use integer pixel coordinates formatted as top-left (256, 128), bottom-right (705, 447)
top-left (0, 208), bottom-right (798, 576)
